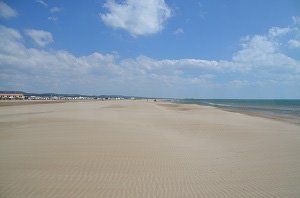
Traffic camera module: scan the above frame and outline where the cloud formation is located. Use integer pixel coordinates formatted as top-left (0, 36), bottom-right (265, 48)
top-left (100, 0), bottom-right (171, 36)
top-left (48, 16), bottom-right (58, 22)
top-left (173, 28), bottom-right (184, 35)
top-left (50, 6), bottom-right (63, 13)
top-left (24, 29), bottom-right (54, 47)
top-left (268, 27), bottom-right (291, 38)
top-left (35, 1), bottom-right (62, 22)
top-left (293, 16), bottom-right (300, 25)
top-left (0, 17), bottom-right (300, 97)
top-left (288, 39), bottom-right (300, 48)
top-left (0, 1), bottom-right (18, 19)
top-left (36, 0), bottom-right (48, 7)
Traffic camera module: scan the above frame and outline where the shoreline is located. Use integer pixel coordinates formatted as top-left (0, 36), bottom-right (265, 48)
top-left (223, 108), bottom-right (300, 126)
top-left (2, 99), bottom-right (300, 125)
top-left (172, 100), bottom-right (300, 126)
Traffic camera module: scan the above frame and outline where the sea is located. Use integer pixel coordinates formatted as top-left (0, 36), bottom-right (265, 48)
top-left (176, 99), bottom-right (300, 119)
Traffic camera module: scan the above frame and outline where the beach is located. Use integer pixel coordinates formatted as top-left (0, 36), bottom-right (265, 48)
top-left (0, 100), bottom-right (300, 197)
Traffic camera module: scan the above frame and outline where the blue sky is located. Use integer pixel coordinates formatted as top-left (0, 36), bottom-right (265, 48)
top-left (0, 0), bottom-right (300, 98)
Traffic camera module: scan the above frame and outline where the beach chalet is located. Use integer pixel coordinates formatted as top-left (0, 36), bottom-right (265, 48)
top-left (0, 93), bottom-right (25, 100)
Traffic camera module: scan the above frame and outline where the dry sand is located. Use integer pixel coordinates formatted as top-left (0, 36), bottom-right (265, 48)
top-left (0, 100), bottom-right (65, 107)
top-left (0, 100), bottom-right (300, 197)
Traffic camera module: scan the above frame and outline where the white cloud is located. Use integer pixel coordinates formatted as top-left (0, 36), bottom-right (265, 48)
top-left (0, 21), bottom-right (300, 97)
top-left (232, 35), bottom-right (299, 76)
top-left (48, 16), bottom-right (58, 22)
top-left (234, 36), bottom-right (277, 63)
top-left (173, 28), bottom-right (184, 35)
top-left (24, 29), bottom-right (54, 47)
top-left (0, 1), bottom-right (18, 19)
top-left (100, 0), bottom-right (171, 36)
top-left (36, 0), bottom-right (48, 7)
top-left (48, 6), bottom-right (63, 22)
top-left (268, 27), bottom-right (291, 38)
top-left (50, 7), bottom-right (63, 13)
top-left (292, 16), bottom-right (300, 25)
top-left (0, 25), bottom-right (24, 55)
top-left (288, 39), bottom-right (300, 48)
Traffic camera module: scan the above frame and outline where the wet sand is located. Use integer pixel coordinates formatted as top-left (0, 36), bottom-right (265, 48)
top-left (0, 100), bottom-right (300, 197)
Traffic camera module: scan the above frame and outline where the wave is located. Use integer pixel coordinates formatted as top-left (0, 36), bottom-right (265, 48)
top-left (179, 99), bottom-right (300, 118)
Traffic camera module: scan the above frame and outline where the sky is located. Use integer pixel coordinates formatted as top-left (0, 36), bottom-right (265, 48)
top-left (0, 0), bottom-right (300, 98)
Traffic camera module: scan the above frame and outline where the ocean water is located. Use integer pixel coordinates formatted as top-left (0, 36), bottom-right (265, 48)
top-left (177, 99), bottom-right (300, 118)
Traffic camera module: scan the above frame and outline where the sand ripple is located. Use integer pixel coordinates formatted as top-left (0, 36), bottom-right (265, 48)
top-left (1, 101), bottom-right (300, 197)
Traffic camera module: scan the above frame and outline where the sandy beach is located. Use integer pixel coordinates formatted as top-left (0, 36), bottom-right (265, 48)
top-left (0, 100), bottom-right (300, 197)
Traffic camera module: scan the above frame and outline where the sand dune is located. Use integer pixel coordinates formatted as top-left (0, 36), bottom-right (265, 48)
top-left (0, 100), bottom-right (300, 197)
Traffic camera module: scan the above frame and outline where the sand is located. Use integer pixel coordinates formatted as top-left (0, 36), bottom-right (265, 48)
top-left (0, 100), bottom-right (66, 107)
top-left (0, 100), bottom-right (300, 197)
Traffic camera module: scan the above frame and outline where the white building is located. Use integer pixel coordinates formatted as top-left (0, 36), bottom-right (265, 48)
top-left (0, 93), bottom-right (25, 100)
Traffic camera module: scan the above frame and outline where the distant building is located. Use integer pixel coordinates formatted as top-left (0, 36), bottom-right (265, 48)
top-left (0, 93), bottom-right (25, 100)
